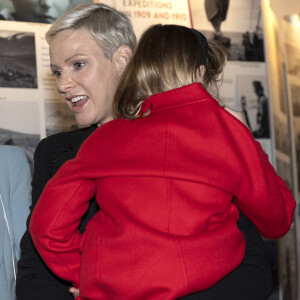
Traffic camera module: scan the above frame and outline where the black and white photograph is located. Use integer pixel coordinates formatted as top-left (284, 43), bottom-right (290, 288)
top-left (0, 0), bottom-right (93, 23)
top-left (0, 30), bottom-right (37, 88)
top-left (274, 115), bottom-right (291, 156)
top-left (0, 101), bottom-right (40, 173)
top-left (237, 75), bottom-right (270, 139)
top-left (270, 26), bottom-right (287, 115)
top-left (45, 101), bottom-right (77, 137)
top-left (290, 84), bottom-right (300, 117)
top-left (276, 157), bottom-right (294, 192)
top-left (285, 43), bottom-right (300, 78)
top-left (282, 13), bottom-right (300, 196)
top-left (189, 0), bottom-right (265, 62)
top-left (277, 226), bottom-right (298, 300)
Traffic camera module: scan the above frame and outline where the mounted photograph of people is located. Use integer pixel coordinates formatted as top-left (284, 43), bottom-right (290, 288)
top-left (0, 0), bottom-right (92, 23)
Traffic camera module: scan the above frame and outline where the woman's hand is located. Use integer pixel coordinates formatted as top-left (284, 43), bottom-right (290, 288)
top-left (69, 287), bottom-right (80, 299)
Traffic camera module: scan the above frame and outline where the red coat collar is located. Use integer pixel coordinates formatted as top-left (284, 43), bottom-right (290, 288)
top-left (140, 83), bottom-right (214, 115)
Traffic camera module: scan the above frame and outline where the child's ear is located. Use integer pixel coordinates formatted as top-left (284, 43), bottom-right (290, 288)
top-left (113, 45), bottom-right (132, 73)
top-left (196, 65), bottom-right (206, 81)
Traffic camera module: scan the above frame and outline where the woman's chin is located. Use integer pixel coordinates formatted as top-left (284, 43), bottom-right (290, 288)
top-left (75, 117), bottom-right (94, 128)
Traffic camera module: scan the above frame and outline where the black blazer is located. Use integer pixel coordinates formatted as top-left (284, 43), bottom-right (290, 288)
top-left (16, 124), bottom-right (273, 300)
top-left (16, 125), bottom-right (98, 300)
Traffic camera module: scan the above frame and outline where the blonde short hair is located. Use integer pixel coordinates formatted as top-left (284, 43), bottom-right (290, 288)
top-left (46, 3), bottom-right (136, 60)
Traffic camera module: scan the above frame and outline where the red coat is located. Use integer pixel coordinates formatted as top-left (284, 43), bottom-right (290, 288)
top-left (30, 83), bottom-right (295, 300)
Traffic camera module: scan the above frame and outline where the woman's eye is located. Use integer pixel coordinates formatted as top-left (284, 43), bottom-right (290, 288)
top-left (74, 62), bottom-right (85, 69)
top-left (52, 70), bottom-right (61, 78)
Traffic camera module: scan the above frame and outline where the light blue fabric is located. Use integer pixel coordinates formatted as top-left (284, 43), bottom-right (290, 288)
top-left (0, 146), bottom-right (31, 300)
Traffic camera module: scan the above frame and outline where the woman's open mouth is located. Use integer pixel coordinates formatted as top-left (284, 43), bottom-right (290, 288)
top-left (69, 96), bottom-right (89, 112)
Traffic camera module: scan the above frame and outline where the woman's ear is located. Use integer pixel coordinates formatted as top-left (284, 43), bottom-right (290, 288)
top-left (196, 65), bottom-right (206, 81)
top-left (113, 45), bottom-right (132, 74)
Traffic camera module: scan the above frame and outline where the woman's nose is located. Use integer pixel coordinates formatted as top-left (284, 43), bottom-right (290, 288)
top-left (56, 74), bottom-right (75, 94)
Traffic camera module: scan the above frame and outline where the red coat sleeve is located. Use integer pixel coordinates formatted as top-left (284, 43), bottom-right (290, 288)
top-left (219, 109), bottom-right (296, 239)
top-left (29, 149), bottom-right (96, 287)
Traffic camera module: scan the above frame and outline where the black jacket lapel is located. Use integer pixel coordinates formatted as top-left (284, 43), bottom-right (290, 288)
top-left (50, 125), bottom-right (98, 177)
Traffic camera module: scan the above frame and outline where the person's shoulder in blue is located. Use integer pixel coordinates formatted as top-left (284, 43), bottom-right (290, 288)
top-left (0, 145), bottom-right (31, 300)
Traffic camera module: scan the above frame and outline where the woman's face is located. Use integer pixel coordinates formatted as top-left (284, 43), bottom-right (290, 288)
top-left (49, 29), bottom-right (121, 127)
top-left (12, 0), bottom-right (70, 23)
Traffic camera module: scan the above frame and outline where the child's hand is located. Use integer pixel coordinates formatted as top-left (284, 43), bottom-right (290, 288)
top-left (69, 287), bottom-right (80, 299)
